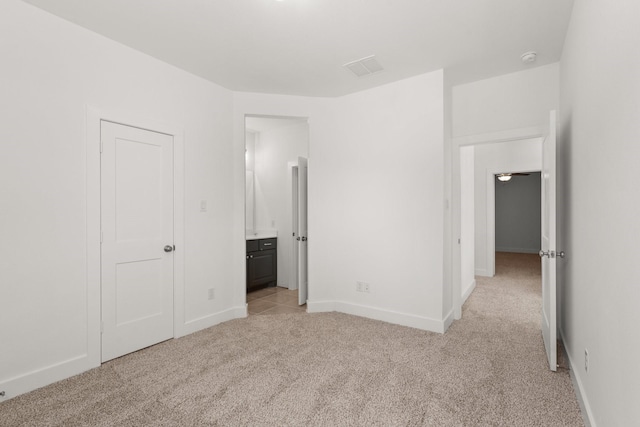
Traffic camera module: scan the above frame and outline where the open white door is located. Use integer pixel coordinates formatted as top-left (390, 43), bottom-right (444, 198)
top-left (540, 111), bottom-right (557, 371)
top-left (297, 157), bottom-right (308, 306)
top-left (101, 121), bottom-right (174, 362)
top-left (290, 164), bottom-right (299, 291)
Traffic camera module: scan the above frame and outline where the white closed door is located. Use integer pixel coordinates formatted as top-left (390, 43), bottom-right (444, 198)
top-left (297, 157), bottom-right (308, 306)
top-left (540, 111), bottom-right (557, 371)
top-left (101, 121), bottom-right (174, 362)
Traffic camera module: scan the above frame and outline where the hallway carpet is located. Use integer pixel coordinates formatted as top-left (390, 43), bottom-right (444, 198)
top-left (0, 253), bottom-right (583, 426)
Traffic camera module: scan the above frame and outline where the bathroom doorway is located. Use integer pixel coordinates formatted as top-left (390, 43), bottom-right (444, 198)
top-left (244, 115), bottom-right (309, 311)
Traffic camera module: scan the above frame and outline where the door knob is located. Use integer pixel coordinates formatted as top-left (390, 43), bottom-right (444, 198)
top-left (301, 236), bottom-right (307, 242)
top-left (164, 245), bottom-right (174, 253)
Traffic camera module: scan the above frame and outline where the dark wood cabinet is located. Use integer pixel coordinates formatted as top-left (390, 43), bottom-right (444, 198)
top-left (246, 238), bottom-right (277, 291)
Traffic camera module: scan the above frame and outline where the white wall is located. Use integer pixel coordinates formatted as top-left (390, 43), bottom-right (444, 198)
top-left (317, 72), bottom-right (445, 330)
top-left (453, 63), bottom-right (559, 137)
top-left (495, 173), bottom-right (541, 253)
top-left (253, 122), bottom-right (309, 287)
top-left (559, 1), bottom-right (640, 425)
top-left (473, 139), bottom-right (542, 276)
top-left (0, 0), bottom-right (236, 401)
top-left (234, 71), bottom-right (447, 332)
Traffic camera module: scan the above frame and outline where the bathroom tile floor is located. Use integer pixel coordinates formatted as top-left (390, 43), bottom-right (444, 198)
top-left (247, 286), bottom-right (307, 316)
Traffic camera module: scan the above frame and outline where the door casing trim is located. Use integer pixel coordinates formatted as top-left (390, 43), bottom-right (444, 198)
top-left (86, 105), bottom-right (185, 367)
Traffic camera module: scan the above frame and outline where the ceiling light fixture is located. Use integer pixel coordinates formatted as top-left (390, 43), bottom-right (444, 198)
top-left (497, 174), bottom-right (512, 182)
top-left (521, 51), bottom-right (537, 65)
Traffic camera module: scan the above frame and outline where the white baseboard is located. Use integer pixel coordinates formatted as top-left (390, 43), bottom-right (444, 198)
top-left (461, 279), bottom-right (477, 305)
top-left (475, 268), bottom-right (490, 277)
top-left (442, 309), bottom-right (455, 332)
top-left (308, 300), bottom-right (446, 333)
top-left (560, 330), bottom-right (596, 427)
top-left (306, 300), bottom-right (335, 313)
top-left (0, 353), bottom-right (97, 403)
top-left (178, 306), bottom-right (247, 338)
top-left (0, 306), bottom-right (248, 403)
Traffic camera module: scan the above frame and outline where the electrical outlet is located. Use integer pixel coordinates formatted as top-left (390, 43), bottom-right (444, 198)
top-left (584, 349), bottom-right (589, 372)
top-left (208, 288), bottom-right (215, 300)
top-left (356, 282), bottom-right (363, 292)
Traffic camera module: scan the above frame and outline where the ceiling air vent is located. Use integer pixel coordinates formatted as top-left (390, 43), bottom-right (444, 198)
top-left (343, 55), bottom-right (384, 78)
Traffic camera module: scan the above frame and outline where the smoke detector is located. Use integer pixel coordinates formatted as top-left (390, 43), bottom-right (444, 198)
top-left (521, 51), bottom-right (537, 65)
top-left (343, 55), bottom-right (384, 78)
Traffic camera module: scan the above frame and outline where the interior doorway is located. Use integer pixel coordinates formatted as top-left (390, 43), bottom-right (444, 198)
top-left (244, 115), bottom-right (309, 311)
top-left (494, 172), bottom-right (541, 265)
top-left (455, 113), bottom-right (558, 371)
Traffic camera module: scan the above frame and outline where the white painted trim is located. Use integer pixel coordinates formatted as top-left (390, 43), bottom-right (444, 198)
top-left (310, 300), bottom-right (448, 333)
top-left (486, 167), bottom-right (541, 277)
top-left (454, 126), bottom-right (547, 147)
top-left (0, 354), bottom-right (94, 402)
top-left (442, 309), bottom-right (455, 332)
top-left (86, 107), bottom-right (102, 371)
top-left (475, 268), bottom-right (490, 277)
top-left (486, 170), bottom-right (496, 277)
top-left (461, 279), bottom-right (477, 305)
top-left (306, 300), bottom-right (336, 313)
top-left (178, 306), bottom-right (247, 338)
top-left (560, 330), bottom-right (596, 427)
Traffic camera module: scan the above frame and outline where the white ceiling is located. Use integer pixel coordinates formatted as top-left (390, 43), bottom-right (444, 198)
top-left (23, 0), bottom-right (575, 97)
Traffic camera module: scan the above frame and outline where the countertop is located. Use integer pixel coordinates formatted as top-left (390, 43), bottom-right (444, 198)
top-left (246, 232), bottom-right (277, 241)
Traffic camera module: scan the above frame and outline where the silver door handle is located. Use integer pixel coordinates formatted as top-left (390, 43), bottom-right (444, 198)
top-left (164, 245), bottom-right (174, 253)
top-left (263, 243), bottom-right (272, 246)
top-left (539, 250), bottom-right (557, 258)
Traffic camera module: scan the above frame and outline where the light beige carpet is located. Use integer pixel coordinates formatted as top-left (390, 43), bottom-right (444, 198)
top-left (1, 253), bottom-right (583, 426)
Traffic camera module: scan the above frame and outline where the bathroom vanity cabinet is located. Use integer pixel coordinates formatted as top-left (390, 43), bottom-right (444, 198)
top-left (246, 238), bottom-right (277, 291)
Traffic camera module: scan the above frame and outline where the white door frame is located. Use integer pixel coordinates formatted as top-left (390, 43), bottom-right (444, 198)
top-left (452, 126), bottom-right (546, 319)
top-left (485, 168), bottom-right (541, 277)
top-left (86, 106), bottom-right (185, 367)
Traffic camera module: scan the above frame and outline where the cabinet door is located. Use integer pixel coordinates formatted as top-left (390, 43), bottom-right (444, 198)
top-left (248, 249), bottom-right (277, 289)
